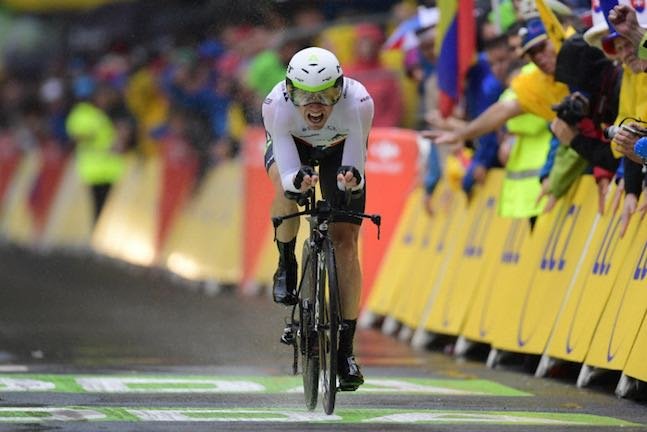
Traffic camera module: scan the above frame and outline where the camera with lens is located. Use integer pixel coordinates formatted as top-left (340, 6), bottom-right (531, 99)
top-left (551, 93), bottom-right (590, 126)
top-left (604, 123), bottom-right (647, 140)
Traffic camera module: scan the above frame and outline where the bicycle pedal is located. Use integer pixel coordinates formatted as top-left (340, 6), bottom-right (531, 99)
top-left (280, 326), bottom-right (296, 345)
top-left (338, 383), bottom-right (361, 392)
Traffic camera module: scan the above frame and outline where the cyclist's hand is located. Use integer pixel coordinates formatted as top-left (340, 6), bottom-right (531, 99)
top-left (336, 166), bottom-right (362, 191)
top-left (293, 166), bottom-right (318, 193)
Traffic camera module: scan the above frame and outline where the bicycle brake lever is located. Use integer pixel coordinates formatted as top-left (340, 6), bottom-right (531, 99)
top-left (371, 215), bottom-right (381, 240)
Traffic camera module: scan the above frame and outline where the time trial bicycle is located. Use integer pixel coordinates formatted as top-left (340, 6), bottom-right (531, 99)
top-left (274, 187), bottom-right (381, 415)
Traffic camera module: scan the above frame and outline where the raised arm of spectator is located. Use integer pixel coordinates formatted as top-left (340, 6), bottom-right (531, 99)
top-left (424, 98), bottom-right (523, 146)
top-left (609, 5), bottom-right (647, 56)
top-left (547, 144), bottom-right (589, 200)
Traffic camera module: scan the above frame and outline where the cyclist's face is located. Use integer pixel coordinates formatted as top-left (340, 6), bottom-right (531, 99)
top-left (298, 103), bottom-right (333, 129)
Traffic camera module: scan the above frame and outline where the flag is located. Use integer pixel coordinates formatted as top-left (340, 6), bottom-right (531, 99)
top-left (383, 6), bottom-right (439, 51)
top-left (535, 0), bottom-right (566, 51)
top-left (435, 0), bottom-right (476, 118)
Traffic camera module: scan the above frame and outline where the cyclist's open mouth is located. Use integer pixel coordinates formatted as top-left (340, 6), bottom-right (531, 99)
top-left (307, 112), bottom-right (325, 125)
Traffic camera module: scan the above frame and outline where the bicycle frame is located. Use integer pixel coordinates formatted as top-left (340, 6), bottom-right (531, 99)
top-left (274, 188), bottom-right (380, 414)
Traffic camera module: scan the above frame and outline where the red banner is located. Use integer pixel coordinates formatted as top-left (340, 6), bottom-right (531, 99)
top-left (0, 133), bottom-right (20, 205)
top-left (362, 128), bottom-right (419, 306)
top-left (241, 127), bottom-right (273, 287)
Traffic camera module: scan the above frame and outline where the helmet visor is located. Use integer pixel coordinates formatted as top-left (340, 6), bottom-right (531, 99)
top-left (288, 80), bottom-right (342, 106)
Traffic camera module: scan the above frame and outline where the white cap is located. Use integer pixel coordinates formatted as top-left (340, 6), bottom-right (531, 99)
top-left (584, 1), bottom-right (611, 51)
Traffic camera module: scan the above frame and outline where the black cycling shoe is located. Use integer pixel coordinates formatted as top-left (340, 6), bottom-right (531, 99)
top-left (338, 355), bottom-right (364, 391)
top-left (272, 259), bottom-right (298, 305)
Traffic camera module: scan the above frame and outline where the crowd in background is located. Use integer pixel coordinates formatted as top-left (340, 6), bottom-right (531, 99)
top-left (1, 0), bottom-right (644, 231)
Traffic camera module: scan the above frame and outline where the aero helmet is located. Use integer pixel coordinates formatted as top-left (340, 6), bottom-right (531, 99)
top-left (285, 47), bottom-right (344, 106)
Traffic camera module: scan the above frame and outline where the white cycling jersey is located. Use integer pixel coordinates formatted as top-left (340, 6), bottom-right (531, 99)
top-left (262, 77), bottom-right (374, 193)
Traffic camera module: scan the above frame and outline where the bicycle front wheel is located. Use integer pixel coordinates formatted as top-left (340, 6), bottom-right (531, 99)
top-left (299, 239), bottom-right (319, 411)
top-left (319, 237), bottom-right (340, 415)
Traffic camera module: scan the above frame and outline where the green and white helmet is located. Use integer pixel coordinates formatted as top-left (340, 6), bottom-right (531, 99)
top-left (285, 47), bottom-right (344, 106)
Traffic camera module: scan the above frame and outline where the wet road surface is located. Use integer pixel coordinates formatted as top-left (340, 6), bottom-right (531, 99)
top-left (0, 245), bottom-right (646, 431)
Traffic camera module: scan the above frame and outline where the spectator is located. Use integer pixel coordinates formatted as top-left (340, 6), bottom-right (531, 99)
top-left (345, 23), bottom-right (404, 127)
top-left (245, 32), bottom-right (312, 108)
top-left (66, 76), bottom-right (126, 222)
top-left (497, 62), bottom-right (553, 227)
top-left (549, 35), bottom-right (622, 214)
top-left (460, 32), bottom-right (514, 194)
top-left (609, 3), bottom-right (647, 61)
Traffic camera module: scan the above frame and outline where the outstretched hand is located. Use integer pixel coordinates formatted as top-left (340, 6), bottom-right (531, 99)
top-left (421, 130), bottom-right (465, 153)
top-left (596, 177), bottom-right (610, 215)
top-left (620, 193), bottom-right (638, 237)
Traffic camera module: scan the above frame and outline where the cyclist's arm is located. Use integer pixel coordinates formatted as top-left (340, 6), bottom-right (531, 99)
top-left (340, 92), bottom-right (374, 191)
top-left (262, 95), bottom-right (302, 193)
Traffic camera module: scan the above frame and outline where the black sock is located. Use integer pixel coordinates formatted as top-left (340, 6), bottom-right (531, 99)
top-left (338, 319), bottom-right (357, 358)
top-left (276, 238), bottom-right (296, 266)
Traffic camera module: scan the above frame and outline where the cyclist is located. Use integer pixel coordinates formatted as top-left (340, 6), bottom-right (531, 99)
top-left (262, 46), bottom-right (374, 391)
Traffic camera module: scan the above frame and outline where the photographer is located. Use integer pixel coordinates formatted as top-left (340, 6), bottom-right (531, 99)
top-left (548, 35), bottom-right (622, 213)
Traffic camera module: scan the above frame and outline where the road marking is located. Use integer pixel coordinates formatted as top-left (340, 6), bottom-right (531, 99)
top-left (0, 374), bottom-right (529, 396)
top-left (0, 407), bottom-right (638, 426)
top-left (0, 365), bottom-right (28, 372)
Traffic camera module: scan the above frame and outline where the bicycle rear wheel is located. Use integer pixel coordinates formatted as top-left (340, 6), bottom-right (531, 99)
top-left (319, 238), bottom-right (340, 415)
top-left (299, 240), bottom-right (319, 411)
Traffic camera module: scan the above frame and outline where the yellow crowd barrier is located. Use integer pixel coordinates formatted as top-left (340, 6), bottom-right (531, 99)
top-left (461, 217), bottom-right (531, 345)
top-left (39, 158), bottom-right (94, 250)
top-left (92, 155), bottom-right (160, 266)
top-left (544, 182), bottom-right (638, 364)
top-left (491, 176), bottom-right (599, 356)
top-left (161, 160), bottom-right (243, 285)
top-left (422, 170), bottom-right (505, 337)
top-left (364, 187), bottom-right (429, 319)
top-left (583, 202), bottom-right (647, 373)
top-left (390, 181), bottom-right (463, 331)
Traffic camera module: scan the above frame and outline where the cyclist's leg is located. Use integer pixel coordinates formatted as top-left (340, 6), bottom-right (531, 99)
top-left (319, 143), bottom-right (365, 389)
top-left (329, 222), bottom-right (364, 389)
top-left (317, 142), bottom-right (365, 320)
top-left (265, 143), bottom-right (299, 305)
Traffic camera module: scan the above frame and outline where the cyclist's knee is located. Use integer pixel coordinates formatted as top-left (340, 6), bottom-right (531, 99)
top-left (331, 224), bottom-right (359, 251)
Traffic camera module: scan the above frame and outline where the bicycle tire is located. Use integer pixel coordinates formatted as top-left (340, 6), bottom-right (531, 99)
top-left (320, 237), bottom-right (340, 415)
top-left (299, 239), bottom-right (319, 411)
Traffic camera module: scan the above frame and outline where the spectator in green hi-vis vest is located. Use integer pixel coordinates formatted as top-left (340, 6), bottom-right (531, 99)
top-left (66, 76), bottom-right (126, 222)
top-left (497, 81), bottom-right (551, 228)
